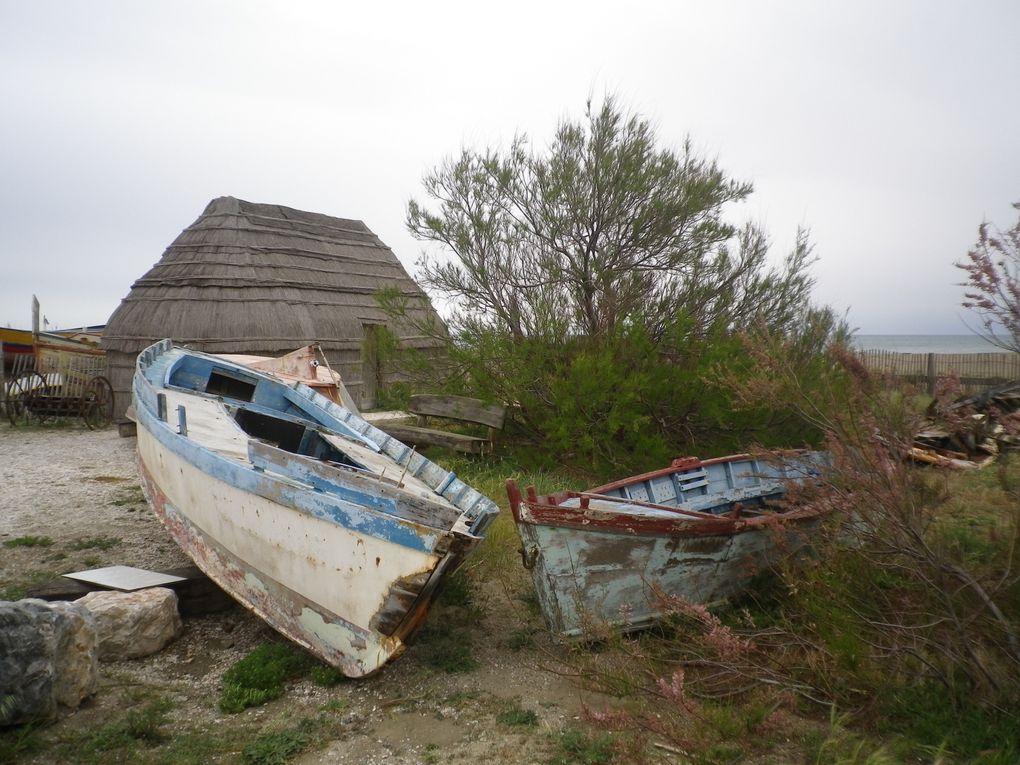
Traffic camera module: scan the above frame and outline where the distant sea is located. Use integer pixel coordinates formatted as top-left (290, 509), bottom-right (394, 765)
top-left (852, 335), bottom-right (1011, 354)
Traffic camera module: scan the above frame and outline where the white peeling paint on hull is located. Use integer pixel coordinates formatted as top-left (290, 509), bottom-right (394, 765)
top-left (137, 437), bottom-right (422, 676)
top-left (132, 339), bottom-right (499, 677)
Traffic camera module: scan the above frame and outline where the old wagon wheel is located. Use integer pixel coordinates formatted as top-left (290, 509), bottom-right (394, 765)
top-left (25, 371), bottom-right (57, 424)
top-left (81, 376), bottom-right (114, 430)
top-left (6, 370), bottom-right (47, 425)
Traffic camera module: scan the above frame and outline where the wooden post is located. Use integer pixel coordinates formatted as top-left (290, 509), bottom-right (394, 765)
top-left (0, 340), bottom-right (5, 409)
top-left (926, 352), bottom-right (936, 395)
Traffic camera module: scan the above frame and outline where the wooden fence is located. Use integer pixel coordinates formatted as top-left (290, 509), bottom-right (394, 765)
top-left (857, 350), bottom-right (1020, 394)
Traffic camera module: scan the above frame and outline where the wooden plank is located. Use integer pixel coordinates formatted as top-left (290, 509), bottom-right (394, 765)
top-left (376, 422), bottom-right (486, 454)
top-left (408, 394), bottom-right (506, 429)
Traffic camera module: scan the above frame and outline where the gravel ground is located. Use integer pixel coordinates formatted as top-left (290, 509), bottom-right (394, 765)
top-left (0, 423), bottom-right (602, 765)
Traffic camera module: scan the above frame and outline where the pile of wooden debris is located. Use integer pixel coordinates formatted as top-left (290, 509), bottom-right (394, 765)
top-left (912, 381), bottom-right (1020, 468)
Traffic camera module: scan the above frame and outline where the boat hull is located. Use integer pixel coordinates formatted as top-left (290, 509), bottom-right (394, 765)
top-left (515, 510), bottom-right (820, 637)
top-left (507, 452), bottom-right (827, 638)
top-left (133, 340), bottom-right (495, 676)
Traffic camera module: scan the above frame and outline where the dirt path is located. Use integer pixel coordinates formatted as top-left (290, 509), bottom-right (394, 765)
top-left (1, 424), bottom-right (605, 764)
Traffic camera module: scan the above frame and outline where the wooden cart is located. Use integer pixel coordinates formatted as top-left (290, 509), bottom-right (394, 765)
top-left (4, 340), bottom-right (113, 429)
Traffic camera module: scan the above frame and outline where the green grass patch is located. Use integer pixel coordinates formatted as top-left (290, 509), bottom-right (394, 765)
top-left (77, 696), bottom-right (173, 761)
top-left (67, 535), bottom-right (121, 551)
top-left (309, 664), bottom-right (345, 687)
top-left (0, 584), bottom-right (27, 601)
top-left (507, 628), bottom-right (535, 650)
top-left (415, 620), bottom-right (480, 674)
top-left (547, 728), bottom-right (615, 765)
top-left (219, 643), bottom-right (311, 713)
top-left (438, 568), bottom-right (475, 608)
top-left (3, 535), bottom-right (54, 548)
top-left (241, 728), bottom-right (310, 765)
top-left (496, 704), bottom-right (539, 728)
top-left (110, 485), bottom-right (146, 506)
top-left (319, 697), bottom-right (351, 714)
top-left (0, 722), bottom-right (43, 763)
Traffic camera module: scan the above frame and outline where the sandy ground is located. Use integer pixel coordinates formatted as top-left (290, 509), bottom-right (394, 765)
top-left (0, 424), bottom-right (608, 764)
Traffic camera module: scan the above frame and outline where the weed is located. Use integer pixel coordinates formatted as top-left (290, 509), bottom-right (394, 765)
top-left (0, 722), bottom-right (42, 763)
top-left (507, 628), bottom-right (534, 650)
top-left (547, 727), bottom-right (615, 765)
top-left (110, 485), bottom-right (146, 506)
top-left (67, 535), bottom-right (121, 551)
top-left (694, 742), bottom-right (744, 764)
top-left (241, 728), bottom-right (309, 765)
top-left (438, 569), bottom-right (475, 607)
top-left (496, 704), bottom-right (539, 728)
top-left (443, 690), bottom-right (480, 706)
top-left (310, 664), bottom-right (345, 687)
top-left (0, 585), bottom-right (26, 601)
top-left (3, 535), bottom-right (54, 548)
top-left (422, 742), bottom-right (441, 763)
top-left (319, 697), bottom-right (351, 714)
top-left (90, 475), bottom-right (129, 483)
top-left (416, 621), bottom-right (479, 673)
top-left (82, 556), bottom-right (102, 567)
top-left (219, 643), bottom-right (311, 713)
top-left (78, 696), bottom-right (173, 761)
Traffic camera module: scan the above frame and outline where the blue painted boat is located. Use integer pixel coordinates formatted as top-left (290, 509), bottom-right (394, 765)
top-left (133, 340), bottom-right (498, 677)
top-left (506, 452), bottom-right (828, 638)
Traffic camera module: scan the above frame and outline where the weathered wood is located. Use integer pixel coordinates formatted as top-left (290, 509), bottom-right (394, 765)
top-left (377, 422), bottom-right (488, 454)
top-left (25, 565), bottom-right (235, 616)
top-left (408, 394), bottom-right (506, 429)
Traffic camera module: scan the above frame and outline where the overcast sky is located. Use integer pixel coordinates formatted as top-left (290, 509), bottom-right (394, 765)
top-left (1, 0), bottom-right (1017, 335)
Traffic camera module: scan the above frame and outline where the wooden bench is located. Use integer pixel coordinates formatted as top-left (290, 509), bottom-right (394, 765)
top-left (374, 394), bottom-right (506, 454)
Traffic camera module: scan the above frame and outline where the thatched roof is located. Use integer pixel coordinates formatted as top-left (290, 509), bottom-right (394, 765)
top-left (103, 196), bottom-right (440, 353)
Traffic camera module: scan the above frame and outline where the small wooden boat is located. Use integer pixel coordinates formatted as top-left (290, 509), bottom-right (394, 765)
top-left (133, 340), bottom-right (498, 677)
top-left (506, 452), bottom-right (828, 638)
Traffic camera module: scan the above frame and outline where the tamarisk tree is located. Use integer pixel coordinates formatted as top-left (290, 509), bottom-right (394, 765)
top-left (398, 98), bottom-right (838, 469)
top-left (958, 202), bottom-right (1020, 353)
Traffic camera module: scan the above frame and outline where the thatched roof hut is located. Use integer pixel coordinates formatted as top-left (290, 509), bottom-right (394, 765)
top-left (103, 196), bottom-right (441, 418)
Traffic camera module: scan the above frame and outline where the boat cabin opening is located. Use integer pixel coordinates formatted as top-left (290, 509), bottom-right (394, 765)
top-left (206, 370), bottom-right (257, 401)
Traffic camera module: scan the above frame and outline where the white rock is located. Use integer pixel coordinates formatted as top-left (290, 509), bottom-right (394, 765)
top-left (76, 587), bottom-right (183, 660)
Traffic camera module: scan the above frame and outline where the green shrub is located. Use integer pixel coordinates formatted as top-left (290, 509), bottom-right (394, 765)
top-left (241, 729), bottom-right (309, 765)
top-left (219, 643), bottom-right (309, 713)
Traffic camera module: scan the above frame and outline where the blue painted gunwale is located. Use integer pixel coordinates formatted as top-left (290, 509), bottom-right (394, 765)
top-left (133, 341), bottom-right (498, 553)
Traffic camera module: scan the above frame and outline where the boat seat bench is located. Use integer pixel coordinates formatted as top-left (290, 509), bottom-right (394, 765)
top-left (373, 394), bottom-right (507, 455)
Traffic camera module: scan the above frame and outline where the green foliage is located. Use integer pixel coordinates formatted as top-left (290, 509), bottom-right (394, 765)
top-left (393, 96), bottom-right (843, 471)
top-left (0, 722), bottom-right (42, 764)
top-left (309, 665), bottom-right (345, 687)
top-left (507, 629), bottom-right (535, 651)
top-left (496, 704), bottom-right (539, 728)
top-left (415, 613), bottom-right (480, 674)
top-left (109, 485), bottom-right (146, 506)
top-left (3, 535), bottom-right (54, 548)
top-left (319, 697), bottom-right (351, 714)
top-left (67, 535), bottom-right (121, 551)
top-left (80, 697), bottom-right (173, 760)
top-left (241, 728), bottom-right (309, 765)
top-left (437, 569), bottom-right (474, 608)
top-left (879, 684), bottom-right (1020, 763)
top-left (547, 728), bottom-right (615, 765)
top-left (219, 643), bottom-right (310, 713)
top-left (0, 584), bottom-right (27, 601)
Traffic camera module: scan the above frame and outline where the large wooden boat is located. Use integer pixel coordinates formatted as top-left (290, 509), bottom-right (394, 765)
top-left (133, 340), bottom-right (498, 676)
top-left (506, 452), bottom-right (828, 638)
